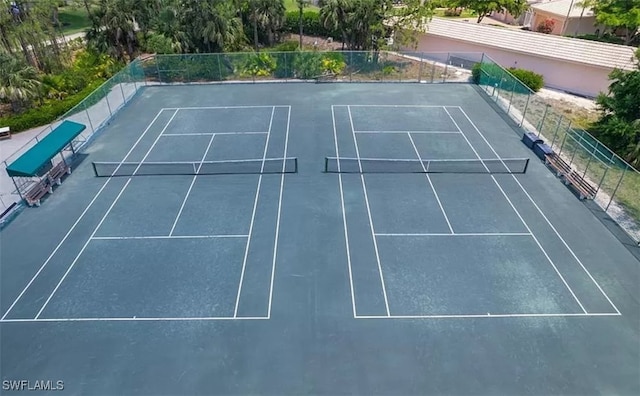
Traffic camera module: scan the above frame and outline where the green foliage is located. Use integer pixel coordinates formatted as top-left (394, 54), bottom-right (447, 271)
top-left (240, 53), bottom-right (277, 77)
top-left (507, 67), bottom-right (544, 92)
top-left (471, 62), bottom-right (482, 83)
top-left (292, 51), bottom-right (324, 78)
top-left (0, 53), bottom-right (42, 111)
top-left (283, 10), bottom-right (332, 36)
top-left (269, 41), bottom-right (301, 51)
top-left (573, 33), bottom-right (626, 46)
top-left (143, 33), bottom-right (177, 54)
top-left (451, 0), bottom-right (528, 23)
top-left (0, 79), bottom-right (104, 132)
top-left (579, 0), bottom-right (640, 45)
top-left (593, 64), bottom-right (640, 166)
top-left (443, 8), bottom-right (462, 17)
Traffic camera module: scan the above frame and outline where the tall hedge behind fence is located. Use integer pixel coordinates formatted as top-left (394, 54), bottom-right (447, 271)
top-left (476, 54), bottom-right (640, 244)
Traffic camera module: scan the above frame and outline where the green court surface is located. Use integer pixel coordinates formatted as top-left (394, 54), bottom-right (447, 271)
top-left (1, 83), bottom-right (638, 395)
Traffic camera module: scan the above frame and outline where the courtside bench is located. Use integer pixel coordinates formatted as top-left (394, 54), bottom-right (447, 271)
top-left (0, 126), bottom-right (10, 140)
top-left (47, 161), bottom-right (71, 186)
top-left (25, 179), bottom-right (52, 207)
top-left (545, 153), bottom-right (596, 200)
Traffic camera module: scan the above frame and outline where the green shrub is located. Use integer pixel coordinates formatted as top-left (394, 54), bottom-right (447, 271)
top-left (471, 63), bottom-right (481, 83)
top-left (507, 67), bottom-right (544, 92)
top-left (282, 10), bottom-right (338, 38)
top-left (292, 51), bottom-right (324, 78)
top-left (0, 80), bottom-right (105, 133)
top-left (143, 33), bottom-right (176, 54)
top-left (240, 53), bottom-right (277, 77)
top-left (443, 8), bottom-right (462, 17)
top-left (269, 41), bottom-right (300, 52)
top-left (574, 33), bottom-right (626, 46)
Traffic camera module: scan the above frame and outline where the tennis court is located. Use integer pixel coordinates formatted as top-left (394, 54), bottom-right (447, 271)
top-left (1, 83), bottom-right (638, 395)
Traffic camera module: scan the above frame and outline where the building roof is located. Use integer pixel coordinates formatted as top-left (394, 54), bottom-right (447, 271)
top-left (530, 0), bottom-right (595, 19)
top-left (423, 18), bottom-right (636, 70)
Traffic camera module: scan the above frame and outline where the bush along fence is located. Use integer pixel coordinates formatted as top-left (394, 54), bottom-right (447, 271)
top-left (143, 51), bottom-right (481, 84)
top-left (476, 54), bottom-right (640, 245)
top-left (0, 59), bottom-right (146, 216)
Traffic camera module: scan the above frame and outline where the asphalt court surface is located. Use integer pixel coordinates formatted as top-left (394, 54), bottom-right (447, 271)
top-left (1, 84), bottom-right (638, 395)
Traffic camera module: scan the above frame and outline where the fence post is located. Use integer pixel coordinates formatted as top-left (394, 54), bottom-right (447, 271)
top-left (105, 87), bottom-right (113, 116)
top-left (430, 61), bottom-right (435, 83)
top-left (556, 129), bottom-right (568, 156)
top-left (86, 108), bottom-right (95, 134)
top-left (119, 78), bottom-right (126, 104)
top-left (594, 165), bottom-right (609, 198)
top-left (156, 57), bottom-right (161, 83)
top-left (418, 53), bottom-right (424, 82)
top-left (605, 169), bottom-right (626, 211)
top-left (507, 80), bottom-right (516, 115)
top-left (442, 53), bottom-right (449, 83)
top-left (536, 104), bottom-right (549, 136)
top-left (550, 116), bottom-right (565, 149)
top-left (520, 94), bottom-right (530, 127)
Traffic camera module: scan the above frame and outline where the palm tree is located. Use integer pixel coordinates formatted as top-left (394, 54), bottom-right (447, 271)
top-left (86, 0), bottom-right (138, 61)
top-left (254, 0), bottom-right (285, 48)
top-left (320, 0), bottom-right (351, 49)
top-left (296, 0), bottom-right (309, 49)
top-left (0, 53), bottom-right (41, 113)
top-left (185, 0), bottom-right (245, 53)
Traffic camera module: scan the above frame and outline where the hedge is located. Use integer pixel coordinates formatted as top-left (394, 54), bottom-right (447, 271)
top-left (0, 79), bottom-right (105, 133)
top-left (282, 10), bottom-right (339, 38)
top-left (507, 67), bottom-right (544, 92)
top-left (472, 63), bottom-right (544, 93)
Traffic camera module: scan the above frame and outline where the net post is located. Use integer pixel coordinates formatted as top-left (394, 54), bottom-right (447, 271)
top-left (523, 158), bottom-right (530, 174)
top-left (92, 162), bottom-right (98, 177)
top-left (324, 157), bottom-right (328, 173)
top-left (294, 157), bottom-right (298, 173)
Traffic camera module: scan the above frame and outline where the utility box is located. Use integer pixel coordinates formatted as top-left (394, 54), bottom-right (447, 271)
top-left (522, 132), bottom-right (542, 150)
top-left (533, 142), bottom-right (554, 161)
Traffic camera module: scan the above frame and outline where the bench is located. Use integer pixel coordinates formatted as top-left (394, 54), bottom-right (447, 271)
top-left (563, 170), bottom-right (597, 200)
top-left (0, 126), bottom-right (10, 140)
top-left (25, 179), bottom-right (52, 207)
top-left (47, 161), bottom-right (71, 186)
top-left (545, 153), bottom-right (571, 177)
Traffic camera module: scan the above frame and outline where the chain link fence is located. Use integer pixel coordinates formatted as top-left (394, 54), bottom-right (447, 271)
top-left (0, 59), bottom-right (146, 216)
top-left (477, 54), bottom-right (640, 244)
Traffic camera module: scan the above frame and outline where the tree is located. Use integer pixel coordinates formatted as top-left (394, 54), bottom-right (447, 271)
top-left (183, 0), bottom-right (245, 53)
top-left (578, 0), bottom-right (640, 45)
top-left (320, 0), bottom-right (433, 50)
top-left (86, 0), bottom-right (139, 61)
top-left (450, 0), bottom-right (528, 24)
top-left (0, 53), bottom-right (42, 113)
top-left (297, 0), bottom-right (309, 49)
top-left (593, 49), bottom-right (640, 167)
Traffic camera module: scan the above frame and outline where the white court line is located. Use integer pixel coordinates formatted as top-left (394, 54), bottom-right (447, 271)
top-left (267, 106), bottom-right (291, 319)
top-left (407, 132), bottom-right (455, 234)
top-left (234, 106), bottom-right (275, 318)
top-left (161, 105), bottom-right (289, 110)
top-left (332, 105), bottom-right (358, 318)
top-left (34, 109), bottom-right (181, 319)
top-left (355, 130), bottom-right (461, 134)
top-left (1, 109), bottom-right (167, 321)
top-left (348, 105), bottom-right (391, 317)
top-left (444, 107), bottom-right (588, 314)
top-left (339, 105), bottom-right (448, 108)
top-left (92, 235), bottom-right (248, 240)
top-left (376, 232), bottom-right (532, 237)
top-left (168, 133), bottom-right (217, 236)
top-left (0, 316), bottom-right (269, 323)
top-left (162, 132), bottom-right (267, 136)
top-left (457, 107), bottom-right (621, 314)
top-left (355, 312), bottom-right (621, 320)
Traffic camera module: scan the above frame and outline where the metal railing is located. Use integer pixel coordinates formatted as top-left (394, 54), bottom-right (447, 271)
top-left (477, 54), bottom-right (640, 244)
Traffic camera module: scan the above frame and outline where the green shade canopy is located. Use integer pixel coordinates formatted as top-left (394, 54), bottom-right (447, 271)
top-left (6, 120), bottom-right (86, 177)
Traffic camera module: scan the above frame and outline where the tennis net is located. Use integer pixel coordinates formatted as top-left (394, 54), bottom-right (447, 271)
top-left (92, 157), bottom-right (297, 177)
top-left (324, 157), bottom-right (529, 174)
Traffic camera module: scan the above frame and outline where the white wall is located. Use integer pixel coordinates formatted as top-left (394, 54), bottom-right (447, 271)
top-left (414, 34), bottom-right (611, 97)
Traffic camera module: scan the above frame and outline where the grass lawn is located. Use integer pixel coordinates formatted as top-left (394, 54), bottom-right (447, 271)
top-left (284, 0), bottom-right (319, 12)
top-left (58, 6), bottom-right (91, 35)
